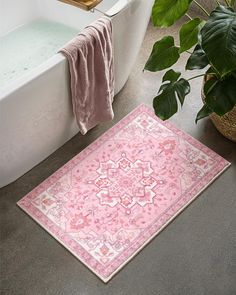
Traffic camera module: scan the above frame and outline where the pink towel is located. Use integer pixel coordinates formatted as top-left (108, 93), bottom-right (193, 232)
top-left (59, 17), bottom-right (114, 135)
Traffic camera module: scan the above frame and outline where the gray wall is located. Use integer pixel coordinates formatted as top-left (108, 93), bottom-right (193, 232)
top-left (190, 0), bottom-right (235, 17)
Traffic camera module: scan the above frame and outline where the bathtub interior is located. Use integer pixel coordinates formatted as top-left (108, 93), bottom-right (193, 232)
top-left (0, 20), bottom-right (79, 88)
top-left (0, 0), bottom-right (118, 88)
top-left (0, 0), bottom-right (118, 36)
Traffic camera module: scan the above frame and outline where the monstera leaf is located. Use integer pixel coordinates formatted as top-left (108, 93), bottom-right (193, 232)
top-left (201, 6), bottom-right (236, 77)
top-left (204, 75), bottom-right (236, 115)
top-left (196, 73), bottom-right (236, 122)
top-left (179, 18), bottom-right (204, 53)
top-left (152, 0), bottom-right (193, 27)
top-left (144, 36), bottom-right (180, 71)
top-left (186, 45), bottom-right (209, 70)
top-left (196, 104), bottom-right (213, 123)
top-left (153, 69), bottom-right (190, 120)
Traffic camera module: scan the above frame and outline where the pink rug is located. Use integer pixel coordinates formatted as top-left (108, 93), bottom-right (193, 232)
top-left (17, 104), bottom-right (230, 282)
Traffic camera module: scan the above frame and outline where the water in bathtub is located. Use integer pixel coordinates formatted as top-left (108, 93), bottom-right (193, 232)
top-left (0, 20), bottom-right (78, 88)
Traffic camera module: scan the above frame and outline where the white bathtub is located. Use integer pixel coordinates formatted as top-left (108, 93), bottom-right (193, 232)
top-left (0, 0), bottom-right (153, 188)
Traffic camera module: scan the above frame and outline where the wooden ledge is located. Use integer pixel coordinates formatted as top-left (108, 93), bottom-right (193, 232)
top-left (59, 0), bottom-right (103, 11)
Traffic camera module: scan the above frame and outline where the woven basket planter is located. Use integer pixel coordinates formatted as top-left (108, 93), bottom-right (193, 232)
top-left (202, 76), bottom-right (236, 142)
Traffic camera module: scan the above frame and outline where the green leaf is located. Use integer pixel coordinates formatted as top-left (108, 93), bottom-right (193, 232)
top-left (179, 18), bottom-right (203, 53)
top-left (162, 69), bottom-right (181, 82)
top-left (159, 84), bottom-right (169, 93)
top-left (152, 0), bottom-right (193, 28)
top-left (201, 6), bottom-right (236, 77)
top-left (162, 69), bottom-right (189, 105)
top-left (186, 45), bottom-right (209, 70)
top-left (153, 70), bottom-right (190, 120)
top-left (205, 75), bottom-right (236, 115)
top-left (203, 78), bottom-right (218, 96)
top-left (175, 78), bottom-right (191, 105)
top-left (144, 36), bottom-right (180, 72)
top-left (153, 90), bottom-right (178, 120)
top-left (195, 104), bottom-right (213, 123)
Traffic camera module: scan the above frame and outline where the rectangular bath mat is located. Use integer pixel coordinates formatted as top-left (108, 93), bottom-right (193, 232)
top-left (17, 104), bottom-right (230, 282)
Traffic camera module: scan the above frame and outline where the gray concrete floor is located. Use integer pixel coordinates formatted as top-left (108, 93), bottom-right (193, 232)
top-left (1, 21), bottom-right (236, 295)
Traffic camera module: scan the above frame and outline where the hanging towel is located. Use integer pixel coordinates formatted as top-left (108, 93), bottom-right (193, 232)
top-left (59, 16), bottom-right (114, 135)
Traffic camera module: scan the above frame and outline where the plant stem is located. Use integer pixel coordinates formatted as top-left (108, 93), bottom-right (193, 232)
top-left (188, 73), bottom-right (217, 81)
top-left (215, 0), bottom-right (221, 5)
top-left (188, 73), bottom-right (206, 81)
top-left (176, 46), bottom-right (192, 54)
top-left (224, 0), bottom-right (230, 6)
top-left (193, 0), bottom-right (210, 16)
top-left (185, 13), bottom-right (193, 20)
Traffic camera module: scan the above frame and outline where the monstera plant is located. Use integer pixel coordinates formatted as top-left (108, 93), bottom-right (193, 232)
top-left (144, 0), bottom-right (236, 129)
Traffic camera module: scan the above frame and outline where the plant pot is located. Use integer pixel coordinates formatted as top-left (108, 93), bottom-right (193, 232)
top-left (202, 76), bottom-right (236, 142)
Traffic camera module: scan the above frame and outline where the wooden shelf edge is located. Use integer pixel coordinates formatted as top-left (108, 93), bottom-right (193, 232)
top-left (58, 0), bottom-right (103, 11)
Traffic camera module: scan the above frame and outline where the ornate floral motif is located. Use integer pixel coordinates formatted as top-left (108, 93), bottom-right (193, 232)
top-left (94, 152), bottom-right (157, 214)
top-left (69, 213), bottom-right (91, 231)
top-left (17, 104), bottom-right (230, 283)
top-left (159, 139), bottom-right (176, 156)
